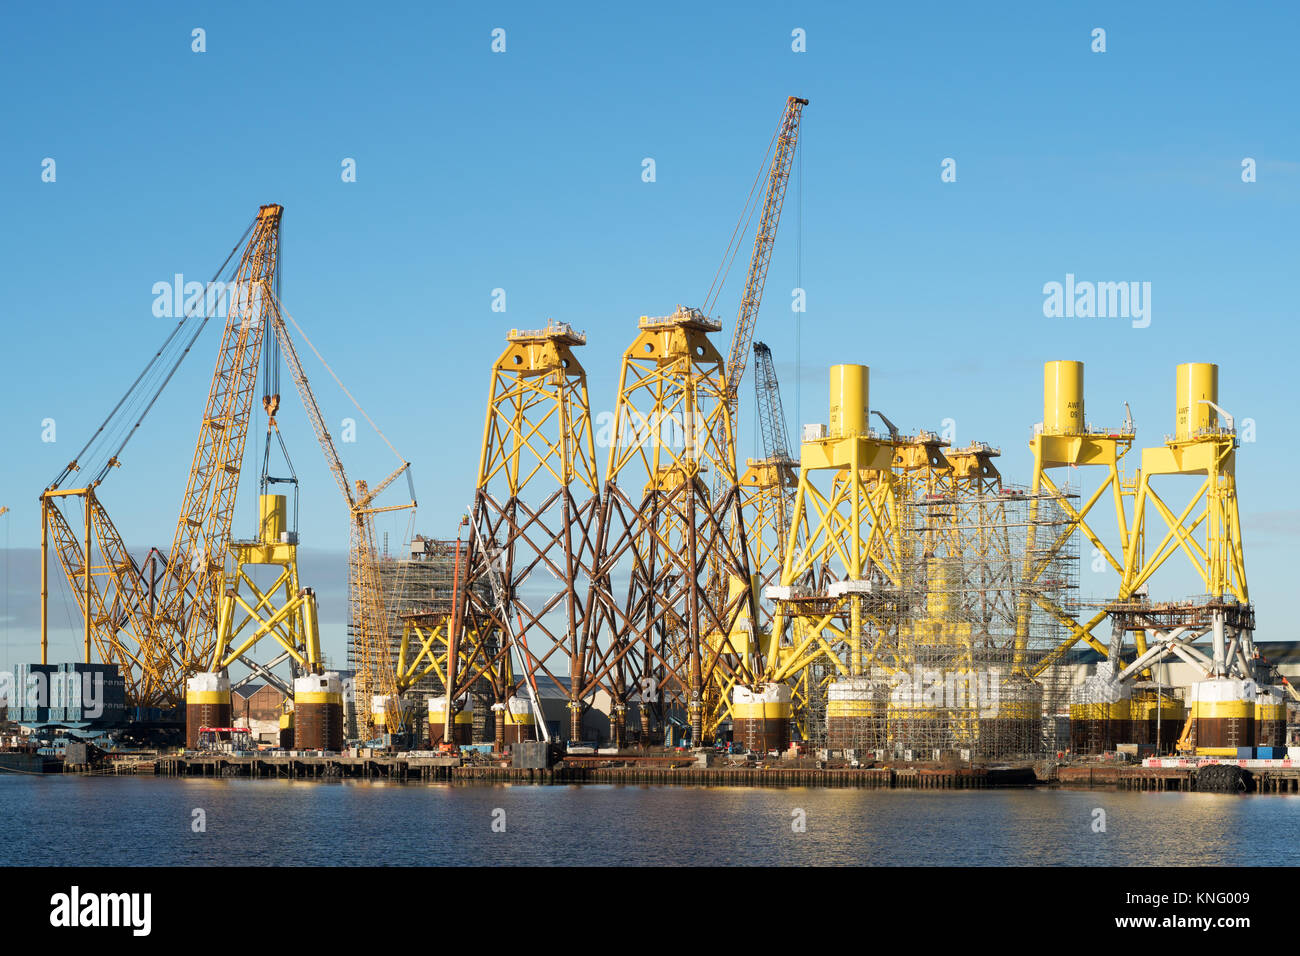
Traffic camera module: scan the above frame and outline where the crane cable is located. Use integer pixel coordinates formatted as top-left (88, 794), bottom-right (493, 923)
top-left (47, 216), bottom-right (257, 491)
top-left (701, 121), bottom-right (780, 318)
top-left (271, 294), bottom-right (406, 467)
top-left (794, 124), bottom-right (803, 436)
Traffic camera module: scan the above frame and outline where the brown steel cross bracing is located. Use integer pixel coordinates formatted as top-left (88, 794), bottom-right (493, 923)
top-left (267, 295), bottom-right (413, 734)
top-left (580, 309), bottom-right (760, 744)
top-left (585, 477), bottom-right (757, 742)
top-left (443, 324), bottom-right (603, 747)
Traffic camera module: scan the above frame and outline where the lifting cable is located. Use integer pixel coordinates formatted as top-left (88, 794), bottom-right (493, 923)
top-left (271, 293), bottom-right (407, 469)
top-left (794, 125), bottom-right (803, 435)
top-left (701, 120), bottom-right (780, 319)
top-left (47, 216), bottom-right (257, 491)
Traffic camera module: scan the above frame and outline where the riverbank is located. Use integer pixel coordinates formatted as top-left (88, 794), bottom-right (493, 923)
top-left (22, 751), bottom-right (1299, 793)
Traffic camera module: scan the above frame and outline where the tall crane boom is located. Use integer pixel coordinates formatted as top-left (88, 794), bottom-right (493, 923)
top-left (153, 204), bottom-right (283, 679)
top-left (753, 342), bottom-right (793, 465)
top-left (722, 96), bottom-right (807, 421)
top-left (269, 297), bottom-right (413, 735)
top-left (41, 204), bottom-right (282, 706)
top-left (750, 341), bottom-right (799, 568)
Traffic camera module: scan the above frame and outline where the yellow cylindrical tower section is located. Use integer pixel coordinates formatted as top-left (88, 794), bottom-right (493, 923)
top-left (1175, 363), bottom-right (1218, 440)
top-left (258, 494), bottom-right (287, 544)
top-left (1042, 361), bottom-right (1084, 435)
top-left (829, 364), bottom-right (869, 438)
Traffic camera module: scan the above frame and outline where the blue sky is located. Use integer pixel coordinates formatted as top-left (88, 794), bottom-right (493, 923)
top-left (1, 2), bottom-right (1297, 668)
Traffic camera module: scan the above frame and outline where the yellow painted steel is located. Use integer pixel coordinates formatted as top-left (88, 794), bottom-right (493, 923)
top-left (590, 306), bottom-right (757, 741)
top-left (1121, 364), bottom-right (1246, 603)
top-left (259, 494), bottom-right (287, 544)
top-left (209, 495), bottom-right (325, 676)
top-left (267, 300), bottom-right (416, 738)
top-left (479, 323), bottom-right (600, 497)
top-left (185, 690), bottom-right (229, 705)
top-left (1021, 361), bottom-right (1138, 676)
top-left (829, 365), bottom-right (869, 438)
top-left (1042, 360), bottom-right (1084, 435)
top-left (442, 320), bottom-right (602, 746)
top-left (294, 691), bottom-right (342, 705)
top-left (739, 456), bottom-right (805, 630)
top-left (732, 700), bottom-right (792, 720)
top-left (826, 699), bottom-right (880, 717)
top-left (40, 205), bottom-right (284, 707)
top-left (1191, 699), bottom-right (1252, 719)
top-left (1175, 362), bottom-right (1218, 440)
top-left (1256, 699), bottom-right (1286, 721)
top-left (763, 368), bottom-right (901, 691)
top-left (994, 699), bottom-right (1040, 720)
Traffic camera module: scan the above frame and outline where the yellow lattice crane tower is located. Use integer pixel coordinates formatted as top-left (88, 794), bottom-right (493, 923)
top-left (41, 204), bottom-right (283, 710)
top-left (740, 342), bottom-right (804, 623)
top-left (267, 299), bottom-right (414, 743)
top-left (707, 97), bottom-right (807, 580)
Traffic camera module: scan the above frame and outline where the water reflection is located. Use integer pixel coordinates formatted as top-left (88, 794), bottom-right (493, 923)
top-left (2, 778), bottom-right (1295, 866)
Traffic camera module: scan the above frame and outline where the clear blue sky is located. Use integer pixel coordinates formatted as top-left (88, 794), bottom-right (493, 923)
top-left (2, 2), bottom-right (1297, 669)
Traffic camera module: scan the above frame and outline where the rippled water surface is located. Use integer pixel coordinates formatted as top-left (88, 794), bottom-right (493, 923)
top-left (2, 776), bottom-right (1296, 866)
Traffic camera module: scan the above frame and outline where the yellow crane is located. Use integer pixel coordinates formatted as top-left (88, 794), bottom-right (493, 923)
top-left (268, 298), bottom-right (415, 739)
top-left (41, 204), bottom-right (283, 707)
top-left (707, 96), bottom-right (807, 521)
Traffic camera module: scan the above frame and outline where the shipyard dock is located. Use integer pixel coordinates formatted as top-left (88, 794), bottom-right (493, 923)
top-left (17, 750), bottom-right (1296, 793)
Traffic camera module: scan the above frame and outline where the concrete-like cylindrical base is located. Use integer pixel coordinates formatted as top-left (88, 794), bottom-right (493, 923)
top-left (1189, 678), bottom-right (1256, 756)
top-left (733, 683), bottom-right (792, 753)
top-left (887, 680), bottom-right (947, 752)
top-left (278, 711), bottom-right (294, 749)
top-left (979, 677), bottom-right (1043, 758)
top-left (185, 672), bottom-right (231, 750)
top-left (427, 695), bottom-right (473, 747)
top-left (294, 672), bottom-right (344, 751)
top-left (826, 677), bottom-right (885, 750)
top-left (501, 696), bottom-right (536, 744)
top-left (1068, 677), bottom-right (1132, 755)
top-left (1130, 689), bottom-right (1185, 752)
top-left (1256, 686), bottom-right (1287, 750)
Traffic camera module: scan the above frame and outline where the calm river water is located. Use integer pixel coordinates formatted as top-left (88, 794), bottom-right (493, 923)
top-left (2, 777), bottom-right (1296, 866)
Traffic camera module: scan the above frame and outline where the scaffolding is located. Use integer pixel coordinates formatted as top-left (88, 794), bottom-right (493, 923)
top-left (346, 536), bottom-right (474, 739)
top-left (800, 482), bottom-right (1078, 759)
